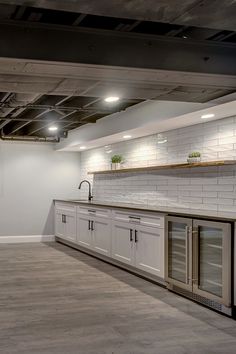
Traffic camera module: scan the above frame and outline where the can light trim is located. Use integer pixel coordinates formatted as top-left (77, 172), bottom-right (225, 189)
top-left (201, 113), bottom-right (215, 119)
top-left (104, 96), bottom-right (120, 103)
top-left (48, 126), bottom-right (58, 131)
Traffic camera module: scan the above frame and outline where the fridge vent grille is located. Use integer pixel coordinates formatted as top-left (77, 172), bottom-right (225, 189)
top-left (172, 285), bottom-right (222, 311)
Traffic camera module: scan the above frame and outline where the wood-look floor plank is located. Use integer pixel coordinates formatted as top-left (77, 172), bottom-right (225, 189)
top-left (0, 242), bottom-right (235, 354)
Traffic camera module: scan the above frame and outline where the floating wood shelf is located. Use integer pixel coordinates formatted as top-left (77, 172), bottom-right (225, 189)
top-left (88, 160), bottom-right (236, 175)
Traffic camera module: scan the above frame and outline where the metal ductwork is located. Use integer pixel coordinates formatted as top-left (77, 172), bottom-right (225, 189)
top-left (0, 132), bottom-right (60, 143)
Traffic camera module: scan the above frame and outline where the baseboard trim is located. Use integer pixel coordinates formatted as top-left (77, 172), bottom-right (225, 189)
top-left (0, 235), bottom-right (55, 243)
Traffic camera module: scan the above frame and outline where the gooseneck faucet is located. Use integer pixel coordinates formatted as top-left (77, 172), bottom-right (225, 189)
top-left (78, 180), bottom-right (93, 201)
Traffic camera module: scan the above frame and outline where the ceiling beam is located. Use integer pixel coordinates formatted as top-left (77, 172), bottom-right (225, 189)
top-left (1, 0), bottom-right (236, 31)
top-left (0, 21), bottom-right (236, 76)
top-left (0, 119), bottom-right (10, 129)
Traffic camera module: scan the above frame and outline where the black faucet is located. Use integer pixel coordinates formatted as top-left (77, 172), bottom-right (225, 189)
top-left (78, 180), bottom-right (93, 201)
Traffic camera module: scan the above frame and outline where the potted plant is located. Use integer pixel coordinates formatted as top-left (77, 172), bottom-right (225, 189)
top-left (111, 155), bottom-right (123, 170)
top-left (187, 151), bottom-right (201, 163)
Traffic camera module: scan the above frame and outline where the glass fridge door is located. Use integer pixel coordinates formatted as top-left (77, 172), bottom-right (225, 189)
top-left (192, 219), bottom-right (231, 306)
top-left (165, 216), bottom-right (192, 291)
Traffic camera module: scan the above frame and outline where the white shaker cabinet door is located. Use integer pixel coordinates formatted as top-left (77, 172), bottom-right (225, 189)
top-left (77, 214), bottom-right (92, 249)
top-left (111, 221), bottom-right (134, 266)
top-left (92, 217), bottom-right (111, 257)
top-left (55, 210), bottom-right (66, 239)
top-left (64, 211), bottom-right (76, 242)
top-left (135, 225), bottom-right (164, 278)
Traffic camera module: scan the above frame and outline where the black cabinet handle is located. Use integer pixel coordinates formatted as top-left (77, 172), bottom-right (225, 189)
top-left (88, 220), bottom-right (91, 230)
top-left (130, 229), bottom-right (133, 242)
top-left (91, 220), bottom-right (94, 231)
top-left (62, 214), bottom-right (66, 223)
top-left (135, 230), bottom-right (138, 243)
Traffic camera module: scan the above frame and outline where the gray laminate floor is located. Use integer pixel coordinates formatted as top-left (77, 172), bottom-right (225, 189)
top-left (0, 242), bottom-right (236, 354)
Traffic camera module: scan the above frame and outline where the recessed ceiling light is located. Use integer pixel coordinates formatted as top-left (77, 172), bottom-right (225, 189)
top-left (104, 145), bottom-right (112, 154)
top-left (157, 134), bottom-right (167, 144)
top-left (157, 138), bottom-right (167, 144)
top-left (201, 113), bottom-right (215, 119)
top-left (48, 126), bottom-right (58, 131)
top-left (79, 146), bottom-right (86, 150)
top-left (104, 96), bottom-right (120, 103)
top-left (123, 135), bottom-right (132, 139)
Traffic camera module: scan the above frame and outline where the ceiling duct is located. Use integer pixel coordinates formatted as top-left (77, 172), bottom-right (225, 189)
top-left (0, 132), bottom-right (60, 143)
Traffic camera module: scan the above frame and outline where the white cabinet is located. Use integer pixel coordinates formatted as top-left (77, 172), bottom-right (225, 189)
top-left (55, 202), bottom-right (165, 280)
top-left (77, 207), bottom-right (111, 256)
top-left (112, 221), bottom-right (134, 265)
top-left (111, 210), bottom-right (165, 278)
top-left (55, 209), bottom-right (65, 239)
top-left (92, 216), bottom-right (111, 256)
top-left (55, 203), bottom-right (76, 242)
top-left (77, 214), bottom-right (92, 249)
top-left (135, 225), bottom-right (164, 278)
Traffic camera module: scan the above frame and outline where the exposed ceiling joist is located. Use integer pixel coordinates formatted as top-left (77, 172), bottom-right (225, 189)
top-left (0, 2), bottom-right (235, 141)
top-left (0, 21), bottom-right (235, 76)
top-left (1, 0), bottom-right (236, 31)
top-left (0, 119), bottom-right (11, 129)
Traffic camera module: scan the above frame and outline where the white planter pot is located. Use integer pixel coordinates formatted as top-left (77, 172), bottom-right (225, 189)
top-left (187, 157), bottom-right (201, 163)
top-left (111, 163), bottom-right (121, 170)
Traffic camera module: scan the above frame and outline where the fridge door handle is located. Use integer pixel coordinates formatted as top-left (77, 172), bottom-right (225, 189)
top-left (192, 227), bottom-right (199, 285)
top-left (185, 226), bottom-right (189, 284)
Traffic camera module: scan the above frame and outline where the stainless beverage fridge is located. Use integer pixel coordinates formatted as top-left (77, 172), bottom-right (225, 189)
top-left (165, 216), bottom-right (232, 315)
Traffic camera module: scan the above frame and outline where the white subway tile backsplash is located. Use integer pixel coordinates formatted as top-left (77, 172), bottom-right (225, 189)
top-left (203, 184), bottom-right (234, 191)
top-left (218, 192), bottom-right (236, 199)
top-left (219, 137), bottom-right (236, 145)
top-left (218, 205), bottom-right (236, 212)
top-left (79, 116), bottom-right (236, 212)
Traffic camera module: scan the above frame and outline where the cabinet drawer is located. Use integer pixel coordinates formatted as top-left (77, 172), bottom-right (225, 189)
top-left (112, 209), bottom-right (164, 229)
top-left (77, 205), bottom-right (111, 219)
top-left (55, 202), bottom-right (76, 213)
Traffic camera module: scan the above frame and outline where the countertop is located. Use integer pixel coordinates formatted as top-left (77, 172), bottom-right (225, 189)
top-left (54, 199), bottom-right (236, 222)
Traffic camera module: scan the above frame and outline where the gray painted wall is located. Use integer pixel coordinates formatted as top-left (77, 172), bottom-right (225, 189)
top-left (0, 141), bottom-right (80, 236)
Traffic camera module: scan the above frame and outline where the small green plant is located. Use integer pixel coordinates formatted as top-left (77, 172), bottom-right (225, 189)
top-left (188, 151), bottom-right (201, 158)
top-left (111, 155), bottom-right (123, 163)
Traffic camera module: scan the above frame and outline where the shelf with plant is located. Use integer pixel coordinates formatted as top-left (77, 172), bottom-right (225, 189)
top-left (111, 155), bottom-right (123, 170)
top-left (88, 159), bottom-right (236, 175)
top-left (187, 151), bottom-right (201, 163)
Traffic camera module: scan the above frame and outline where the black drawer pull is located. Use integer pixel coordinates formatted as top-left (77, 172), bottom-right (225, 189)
top-left (88, 220), bottom-right (91, 230)
top-left (135, 230), bottom-right (138, 243)
top-left (91, 220), bottom-right (94, 231)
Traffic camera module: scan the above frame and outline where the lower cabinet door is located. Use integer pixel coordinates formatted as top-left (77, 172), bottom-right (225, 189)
top-left (55, 211), bottom-right (65, 239)
top-left (135, 225), bottom-right (164, 278)
top-left (77, 214), bottom-right (92, 249)
top-left (111, 221), bottom-right (134, 265)
top-left (92, 217), bottom-right (111, 256)
top-left (64, 211), bottom-right (76, 242)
